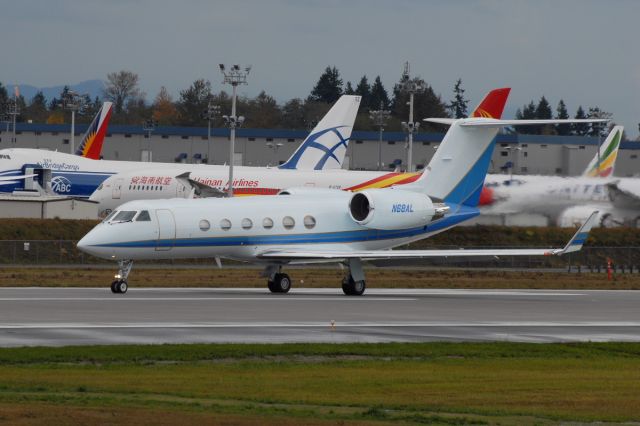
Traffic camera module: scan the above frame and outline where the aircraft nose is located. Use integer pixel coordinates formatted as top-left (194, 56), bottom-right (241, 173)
top-left (77, 228), bottom-right (110, 259)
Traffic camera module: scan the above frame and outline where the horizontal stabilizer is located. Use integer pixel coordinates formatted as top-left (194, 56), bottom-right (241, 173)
top-left (424, 118), bottom-right (610, 128)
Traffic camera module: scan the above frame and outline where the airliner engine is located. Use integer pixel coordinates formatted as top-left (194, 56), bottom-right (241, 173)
top-left (348, 188), bottom-right (448, 230)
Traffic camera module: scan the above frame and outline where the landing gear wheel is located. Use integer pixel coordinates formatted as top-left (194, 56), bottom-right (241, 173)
top-left (268, 273), bottom-right (291, 293)
top-left (342, 275), bottom-right (365, 296)
top-left (116, 281), bottom-right (128, 294)
top-left (110, 281), bottom-right (119, 294)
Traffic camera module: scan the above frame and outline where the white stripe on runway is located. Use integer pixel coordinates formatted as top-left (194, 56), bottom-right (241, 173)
top-left (1, 322), bottom-right (640, 329)
top-left (0, 297), bottom-right (416, 302)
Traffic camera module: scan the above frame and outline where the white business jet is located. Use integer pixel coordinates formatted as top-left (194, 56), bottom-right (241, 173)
top-left (77, 112), bottom-right (604, 295)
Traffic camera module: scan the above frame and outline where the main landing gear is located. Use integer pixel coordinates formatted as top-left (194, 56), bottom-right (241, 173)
top-left (263, 265), bottom-right (291, 293)
top-left (262, 258), bottom-right (367, 296)
top-left (111, 259), bottom-right (133, 294)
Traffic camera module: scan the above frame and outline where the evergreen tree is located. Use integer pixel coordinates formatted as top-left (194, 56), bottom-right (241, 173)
top-left (535, 96), bottom-right (553, 134)
top-left (281, 98), bottom-right (306, 129)
top-left (245, 91), bottom-right (281, 128)
top-left (448, 78), bottom-right (469, 119)
top-left (177, 79), bottom-right (213, 126)
top-left (369, 76), bottom-right (390, 110)
top-left (308, 66), bottom-right (343, 104)
top-left (391, 73), bottom-right (449, 132)
top-left (354, 75), bottom-right (371, 110)
top-left (344, 82), bottom-right (355, 95)
top-left (572, 106), bottom-right (589, 136)
top-left (0, 82), bottom-right (8, 110)
top-left (515, 101), bottom-right (537, 134)
top-left (555, 99), bottom-right (570, 136)
top-left (24, 91), bottom-right (49, 123)
top-left (587, 106), bottom-right (613, 137)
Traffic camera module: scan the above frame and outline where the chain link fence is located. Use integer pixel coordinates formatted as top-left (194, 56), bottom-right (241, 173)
top-left (0, 240), bottom-right (639, 272)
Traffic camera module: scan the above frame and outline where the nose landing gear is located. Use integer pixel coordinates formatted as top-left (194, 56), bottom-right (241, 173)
top-left (111, 260), bottom-right (133, 294)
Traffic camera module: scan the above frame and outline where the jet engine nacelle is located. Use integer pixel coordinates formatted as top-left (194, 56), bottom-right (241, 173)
top-left (349, 188), bottom-right (444, 230)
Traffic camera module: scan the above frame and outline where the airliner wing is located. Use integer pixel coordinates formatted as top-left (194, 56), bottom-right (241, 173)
top-left (607, 181), bottom-right (640, 209)
top-left (258, 211), bottom-right (598, 261)
top-left (175, 172), bottom-right (226, 198)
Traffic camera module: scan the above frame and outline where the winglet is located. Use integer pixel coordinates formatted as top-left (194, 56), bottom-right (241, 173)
top-left (552, 211), bottom-right (599, 255)
top-left (470, 88), bottom-right (511, 119)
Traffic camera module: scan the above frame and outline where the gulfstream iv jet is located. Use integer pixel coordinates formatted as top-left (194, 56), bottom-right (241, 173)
top-left (77, 89), bottom-right (604, 295)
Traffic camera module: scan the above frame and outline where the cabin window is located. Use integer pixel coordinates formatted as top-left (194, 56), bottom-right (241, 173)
top-left (241, 218), bottom-right (253, 230)
top-left (304, 215), bottom-right (316, 229)
top-left (199, 219), bottom-right (210, 231)
top-left (263, 218), bottom-right (274, 229)
top-left (136, 211), bottom-right (151, 222)
top-left (220, 219), bottom-right (232, 231)
top-left (283, 216), bottom-right (295, 230)
top-left (112, 211), bottom-right (136, 222)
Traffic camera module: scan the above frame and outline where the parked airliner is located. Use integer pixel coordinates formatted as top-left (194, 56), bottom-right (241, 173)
top-left (88, 88), bottom-right (513, 214)
top-left (480, 126), bottom-right (640, 226)
top-left (77, 113), bottom-right (604, 295)
top-left (0, 95), bottom-right (361, 197)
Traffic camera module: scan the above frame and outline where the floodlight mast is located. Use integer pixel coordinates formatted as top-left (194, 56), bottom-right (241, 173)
top-left (201, 101), bottom-right (221, 164)
top-left (60, 91), bottom-right (87, 154)
top-left (220, 64), bottom-right (250, 197)
top-left (5, 93), bottom-right (20, 146)
top-left (369, 101), bottom-right (391, 171)
top-left (399, 61), bottom-right (422, 172)
top-left (142, 118), bottom-right (157, 162)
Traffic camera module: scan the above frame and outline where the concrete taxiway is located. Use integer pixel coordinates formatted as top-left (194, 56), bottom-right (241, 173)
top-left (1, 287), bottom-right (639, 346)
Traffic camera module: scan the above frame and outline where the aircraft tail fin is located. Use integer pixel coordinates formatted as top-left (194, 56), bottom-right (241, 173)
top-left (279, 95), bottom-right (361, 170)
top-left (75, 102), bottom-right (113, 159)
top-left (582, 125), bottom-right (623, 178)
top-left (470, 88), bottom-right (511, 119)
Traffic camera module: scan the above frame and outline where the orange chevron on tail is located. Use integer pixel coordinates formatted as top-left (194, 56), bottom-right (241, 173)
top-left (470, 88), bottom-right (511, 119)
top-left (76, 102), bottom-right (113, 160)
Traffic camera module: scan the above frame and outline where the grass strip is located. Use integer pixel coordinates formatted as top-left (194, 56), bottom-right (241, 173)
top-left (0, 342), bottom-right (639, 424)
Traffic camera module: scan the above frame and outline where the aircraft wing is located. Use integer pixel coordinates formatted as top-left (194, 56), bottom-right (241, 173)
top-left (606, 180), bottom-right (640, 209)
top-left (424, 118), bottom-right (610, 128)
top-left (0, 174), bottom-right (36, 185)
top-left (258, 211), bottom-right (598, 261)
top-left (175, 172), bottom-right (226, 198)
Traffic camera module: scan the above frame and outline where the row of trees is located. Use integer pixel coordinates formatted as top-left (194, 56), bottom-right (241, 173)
top-left (0, 69), bottom-right (622, 137)
top-left (515, 97), bottom-right (613, 137)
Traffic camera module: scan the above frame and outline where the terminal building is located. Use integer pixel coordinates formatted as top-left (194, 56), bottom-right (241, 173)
top-left (1, 122), bottom-right (639, 177)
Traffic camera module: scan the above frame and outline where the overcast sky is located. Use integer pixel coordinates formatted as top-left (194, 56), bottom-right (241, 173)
top-left (2, 0), bottom-right (639, 136)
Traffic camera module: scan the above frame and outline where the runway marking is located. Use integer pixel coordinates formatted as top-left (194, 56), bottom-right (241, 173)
top-left (2, 322), bottom-right (640, 329)
top-left (0, 297), bottom-right (416, 302)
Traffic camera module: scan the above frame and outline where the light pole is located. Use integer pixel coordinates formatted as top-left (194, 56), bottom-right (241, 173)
top-left (201, 102), bottom-right (220, 164)
top-left (266, 142), bottom-right (283, 166)
top-left (369, 102), bottom-right (391, 171)
top-left (60, 91), bottom-right (86, 154)
top-left (399, 61), bottom-right (423, 172)
top-left (219, 64), bottom-right (250, 197)
top-left (142, 118), bottom-right (157, 162)
top-left (505, 146), bottom-right (522, 180)
top-left (5, 96), bottom-right (20, 146)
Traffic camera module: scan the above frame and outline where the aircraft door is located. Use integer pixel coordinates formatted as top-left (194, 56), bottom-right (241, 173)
top-left (112, 178), bottom-right (123, 199)
top-left (155, 209), bottom-right (176, 251)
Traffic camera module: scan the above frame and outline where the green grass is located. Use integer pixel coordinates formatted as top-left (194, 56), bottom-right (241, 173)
top-left (0, 342), bottom-right (639, 424)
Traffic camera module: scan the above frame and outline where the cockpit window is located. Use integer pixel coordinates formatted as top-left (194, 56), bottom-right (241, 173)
top-left (102, 210), bottom-right (118, 222)
top-left (136, 210), bottom-right (151, 221)
top-left (112, 211), bottom-right (137, 222)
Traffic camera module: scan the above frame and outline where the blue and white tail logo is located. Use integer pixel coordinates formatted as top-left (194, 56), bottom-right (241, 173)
top-left (280, 95), bottom-right (361, 170)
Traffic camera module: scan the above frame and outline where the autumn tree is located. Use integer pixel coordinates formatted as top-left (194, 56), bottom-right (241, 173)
top-left (152, 86), bottom-right (178, 125)
top-left (103, 70), bottom-right (142, 114)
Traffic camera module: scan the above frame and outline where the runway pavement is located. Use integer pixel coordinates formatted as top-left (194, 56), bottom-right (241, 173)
top-left (1, 287), bottom-right (639, 346)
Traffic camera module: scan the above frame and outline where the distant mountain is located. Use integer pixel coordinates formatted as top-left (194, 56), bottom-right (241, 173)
top-left (10, 79), bottom-right (104, 102)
